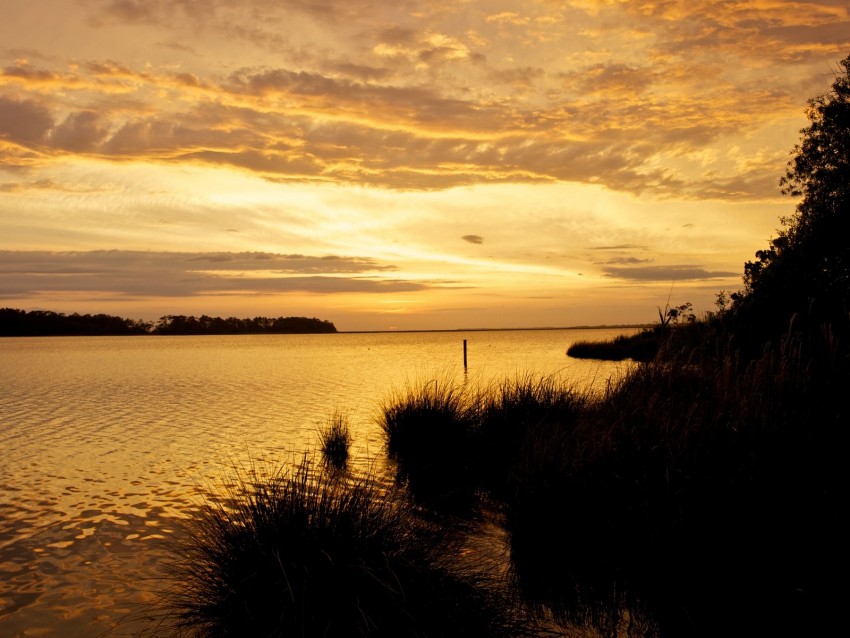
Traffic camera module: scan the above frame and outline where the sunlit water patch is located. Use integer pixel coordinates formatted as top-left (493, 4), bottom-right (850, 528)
top-left (0, 329), bottom-right (636, 636)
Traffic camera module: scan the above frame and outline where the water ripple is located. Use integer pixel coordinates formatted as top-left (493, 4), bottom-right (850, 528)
top-left (0, 331), bottom-right (632, 636)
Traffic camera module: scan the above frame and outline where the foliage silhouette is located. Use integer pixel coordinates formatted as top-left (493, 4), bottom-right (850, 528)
top-left (733, 54), bottom-right (850, 344)
top-left (318, 411), bottom-right (353, 470)
top-left (156, 460), bottom-right (537, 638)
top-left (0, 307), bottom-right (151, 336)
top-left (0, 307), bottom-right (337, 336)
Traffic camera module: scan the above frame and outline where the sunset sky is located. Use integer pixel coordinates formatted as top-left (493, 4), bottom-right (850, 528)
top-left (1, 1), bottom-right (848, 331)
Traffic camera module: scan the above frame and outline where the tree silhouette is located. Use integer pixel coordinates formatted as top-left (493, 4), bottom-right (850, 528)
top-left (734, 54), bottom-right (850, 339)
top-left (0, 308), bottom-right (337, 336)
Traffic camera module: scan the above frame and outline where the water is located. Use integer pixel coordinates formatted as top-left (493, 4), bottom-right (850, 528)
top-left (0, 328), bottom-right (636, 637)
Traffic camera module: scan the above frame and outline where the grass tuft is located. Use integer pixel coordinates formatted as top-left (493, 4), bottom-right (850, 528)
top-left (318, 410), bottom-right (352, 470)
top-left (473, 373), bottom-right (587, 494)
top-left (376, 375), bottom-right (480, 512)
top-left (156, 459), bottom-right (533, 637)
top-left (503, 327), bottom-right (850, 637)
top-left (567, 328), bottom-right (659, 361)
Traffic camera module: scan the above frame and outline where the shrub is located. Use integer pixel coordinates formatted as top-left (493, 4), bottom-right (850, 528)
top-left (318, 411), bottom-right (352, 470)
top-left (567, 328), bottom-right (659, 362)
top-left (473, 374), bottom-right (587, 494)
top-left (157, 460), bottom-right (532, 637)
top-left (503, 331), bottom-right (849, 637)
top-left (376, 376), bottom-right (480, 512)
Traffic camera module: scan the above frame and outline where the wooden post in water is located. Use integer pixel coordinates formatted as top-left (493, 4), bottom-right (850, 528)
top-left (463, 339), bottom-right (467, 370)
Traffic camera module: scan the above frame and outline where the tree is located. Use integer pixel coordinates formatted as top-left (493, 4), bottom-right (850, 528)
top-left (735, 54), bottom-right (850, 336)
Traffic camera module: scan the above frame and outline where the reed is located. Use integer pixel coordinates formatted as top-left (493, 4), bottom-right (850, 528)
top-left (376, 375), bottom-right (481, 512)
top-left (157, 459), bottom-right (534, 637)
top-left (372, 320), bottom-right (848, 634)
top-left (567, 328), bottom-right (660, 361)
top-left (502, 323), bottom-right (849, 636)
top-left (472, 373), bottom-right (587, 494)
top-left (318, 410), bottom-right (352, 470)
top-left (159, 315), bottom-right (847, 637)
top-left (378, 375), bottom-right (476, 459)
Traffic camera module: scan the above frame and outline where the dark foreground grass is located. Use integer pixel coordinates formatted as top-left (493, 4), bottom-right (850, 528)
top-left (150, 321), bottom-right (847, 637)
top-left (378, 326), bottom-right (849, 637)
top-left (378, 376), bottom-right (476, 462)
top-left (473, 374), bottom-right (587, 495)
top-left (376, 373), bottom-right (588, 510)
top-left (155, 460), bottom-right (537, 638)
top-left (376, 376), bottom-right (480, 513)
top-left (504, 329), bottom-right (850, 637)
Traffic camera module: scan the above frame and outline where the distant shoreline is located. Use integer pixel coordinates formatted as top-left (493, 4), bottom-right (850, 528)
top-left (0, 324), bottom-right (651, 338)
top-left (340, 324), bottom-right (651, 334)
top-left (0, 324), bottom-right (652, 339)
top-left (0, 307), bottom-right (650, 337)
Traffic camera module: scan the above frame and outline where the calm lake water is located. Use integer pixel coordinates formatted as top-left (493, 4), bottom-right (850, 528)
top-left (0, 328), bottom-right (636, 637)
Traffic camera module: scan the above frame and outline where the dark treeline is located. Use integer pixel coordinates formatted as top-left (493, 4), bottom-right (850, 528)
top-left (152, 314), bottom-right (337, 335)
top-left (0, 308), bottom-right (337, 336)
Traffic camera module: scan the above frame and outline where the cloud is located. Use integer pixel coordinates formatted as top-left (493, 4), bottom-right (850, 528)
top-left (0, 95), bottom-right (53, 144)
top-left (462, 235), bottom-right (484, 244)
top-left (0, 69), bottom-right (794, 196)
top-left (184, 252), bottom-right (398, 273)
top-left (0, 250), bottom-right (429, 299)
top-left (485, 12), bottom-right (531, 26)
top-left (50, 111), bottom-right (109, 151)
top-left (2, 62), bottom-right (63, 84)
top-left (326, 61), bottom-right (393, 82)
top-left (602, 264), bottom-right (739, 282)
top-left (489, 66), bottom-right (544, 89)
top-left (98, 0), bottom-right (158, 24)
top-left (0, 179), bottom-right (107, 194)
top-left (1, 1), bottom-right (845, 199)
top-left (591, 244), bottom-right (650, 251)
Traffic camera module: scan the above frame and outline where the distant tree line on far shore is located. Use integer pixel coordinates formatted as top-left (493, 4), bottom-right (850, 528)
top-left (0, 308), bottom-right (338, 336)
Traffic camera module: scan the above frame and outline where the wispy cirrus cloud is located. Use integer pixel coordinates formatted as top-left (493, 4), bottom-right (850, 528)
top-left (2, 0), bottom-right (846, 199)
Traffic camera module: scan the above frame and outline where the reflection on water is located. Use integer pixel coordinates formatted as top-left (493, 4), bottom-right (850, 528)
top-left (0, 329), bottom-right (634, 636)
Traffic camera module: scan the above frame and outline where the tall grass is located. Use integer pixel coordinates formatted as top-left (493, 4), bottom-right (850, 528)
top-left (376, 375), bottom-right (480, 513)
top-left (473, 373), bottom-right (587, 495)
top-left (503, 326), bottom-right (849, 637)
top-left (567, 328), bottom-right (660, 362)
top-left (376, 373), bottom-right (588, 510)
top-left (376, 323), bottom-right (848, 636)
top-left (157, 316), bottom-right (847, 637)
top-left (318, 410), bottom-right (352, 470)
top-left (378, 375), bottom-right (476, 461)
top-left (157, 459), bottom-right (536, 637)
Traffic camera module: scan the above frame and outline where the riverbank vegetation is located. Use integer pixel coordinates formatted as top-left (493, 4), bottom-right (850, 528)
top-left (0, 308), bottom-right (337, 335)
top-left (566, 327), bottom-right (660, 361)
top-left (156, 461), bottom-right (537, 638)
top-left (158, 55), bottom-right (850, 636)
top-left (376, 322), bottom-right (846, 635)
